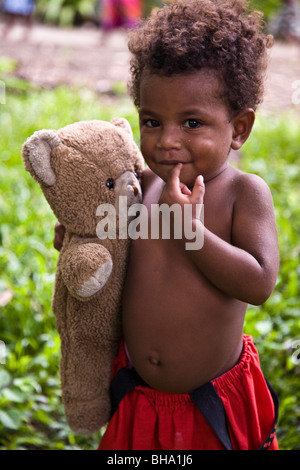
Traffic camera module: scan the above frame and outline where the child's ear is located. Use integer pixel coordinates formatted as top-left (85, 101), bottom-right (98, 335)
top-left (231, 108), bottom-right (255, 150)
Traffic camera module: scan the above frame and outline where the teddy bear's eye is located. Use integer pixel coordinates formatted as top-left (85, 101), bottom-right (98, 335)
top-left (106, 178), bottom-right (115, 190)
top-left (134, 171), bottom-right (139, 179)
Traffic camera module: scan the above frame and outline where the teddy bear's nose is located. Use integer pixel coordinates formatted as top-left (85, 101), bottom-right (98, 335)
top-left (132, 184), bottom-right (138, 196)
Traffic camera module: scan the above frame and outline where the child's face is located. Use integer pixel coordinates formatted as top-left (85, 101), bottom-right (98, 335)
top-left (139, 68), bottom-right (235, 187)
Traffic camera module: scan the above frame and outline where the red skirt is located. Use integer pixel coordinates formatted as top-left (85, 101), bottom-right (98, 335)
top-left (99, 335), bottom-right (279, 450)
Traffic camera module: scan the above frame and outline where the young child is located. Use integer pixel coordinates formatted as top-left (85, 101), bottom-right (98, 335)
top-left (1, 0), bottom-right (35, 40)
top-left (55, 0), bottom-right (280, 450)
top-left (270, 0), bottom-right (300, 44)
top-left (99, 0), bottom-right (142, 30)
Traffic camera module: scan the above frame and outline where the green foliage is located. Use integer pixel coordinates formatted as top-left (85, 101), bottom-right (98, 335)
top-left (241, 112), bottom-right (300, 450)
top-left (249, 0), bottom-right (282, 21)
top-left (35, 0), bottom-right (97, 26)
top-left (0, 69), bottom-right (299, 449)
top-left (143, 0), bottom-right (163, 17)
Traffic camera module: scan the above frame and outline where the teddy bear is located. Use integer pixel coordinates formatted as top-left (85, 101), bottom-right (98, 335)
top-left (22, 118), bottom-right (144, 434)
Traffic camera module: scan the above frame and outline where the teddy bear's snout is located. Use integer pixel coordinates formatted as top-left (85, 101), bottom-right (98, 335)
top-left (114, 171), bottom-right (142, 202)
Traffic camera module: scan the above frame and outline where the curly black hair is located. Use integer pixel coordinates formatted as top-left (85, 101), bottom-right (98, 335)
top-left (128, 0), bottom-right (273, 113)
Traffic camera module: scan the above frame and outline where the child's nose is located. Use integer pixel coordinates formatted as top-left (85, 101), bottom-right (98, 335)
top-left (157, 126), bottom-right (181, 150)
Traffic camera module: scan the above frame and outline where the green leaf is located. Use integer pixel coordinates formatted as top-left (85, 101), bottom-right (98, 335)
top-left (255, 320), bottom-right (273, 335)
top-left (0, 409), bottom-right (22, 430)
top-left (0, 369), bottom-right (11, 389)
top-left (2, 387), bottom-right (26, 403)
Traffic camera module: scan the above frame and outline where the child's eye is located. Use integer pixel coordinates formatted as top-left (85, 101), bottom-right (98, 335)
top-left (183, 119), bottom-right (202, 129)
top-left (145, 119), bottom-right (160, 128)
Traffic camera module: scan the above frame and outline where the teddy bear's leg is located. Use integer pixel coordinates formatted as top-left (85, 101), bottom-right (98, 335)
top-left (61, 243), bottom-right (113, 300)
top-left (60, 337), bottom-right (116, 434)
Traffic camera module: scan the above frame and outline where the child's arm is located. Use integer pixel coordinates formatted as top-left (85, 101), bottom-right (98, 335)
top-left (160, 164), bottom-right (279, 306)
top-left (54, 222), bottom-right (66, 251)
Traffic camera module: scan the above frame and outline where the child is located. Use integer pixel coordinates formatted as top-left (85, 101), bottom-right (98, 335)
top-left (55, 0), bottom-right (280, 450)
top-left (1, 0), bottom-right (35, 40)
top-left (270, 0), bottom-right (300, 44)
top-left (99, 0), bottom-right (142, 30)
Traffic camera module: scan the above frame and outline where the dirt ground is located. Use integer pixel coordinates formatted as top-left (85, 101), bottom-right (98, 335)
top-left (0, 20), bottom-right (300, 113)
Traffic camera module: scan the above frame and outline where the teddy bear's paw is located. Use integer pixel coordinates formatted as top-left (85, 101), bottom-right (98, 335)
top-left (77, 261), bottom-right (113, 298)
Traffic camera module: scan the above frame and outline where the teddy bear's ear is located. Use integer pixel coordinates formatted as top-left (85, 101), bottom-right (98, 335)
top-left (22, 129), bottom-right (61, 186)
top-left (110, 117), bottom-right (133, 137)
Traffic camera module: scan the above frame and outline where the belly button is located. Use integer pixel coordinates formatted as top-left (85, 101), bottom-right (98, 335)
top-left (149, 356), bottom-right (161, 366)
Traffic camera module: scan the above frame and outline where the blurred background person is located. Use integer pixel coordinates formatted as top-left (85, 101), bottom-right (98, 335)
top-left (1, 0), bottom-right (35, 40)
top-left (270, 0), bottom-right (300, 44)
top-left (99, 0), bottom-right (142, 30)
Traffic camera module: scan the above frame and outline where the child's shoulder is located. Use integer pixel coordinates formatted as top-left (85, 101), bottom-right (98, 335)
top-left (228, 166), bottom-right (274, 213)
top-left (229, 165), bottom-right (272, 197)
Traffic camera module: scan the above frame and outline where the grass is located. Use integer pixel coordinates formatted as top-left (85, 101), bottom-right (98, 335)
top-left (0, 71), bottom-right (299, 449)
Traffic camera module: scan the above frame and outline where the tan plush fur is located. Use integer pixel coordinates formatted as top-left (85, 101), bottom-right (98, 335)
top-left (22, 119), bottom-right (144, 434)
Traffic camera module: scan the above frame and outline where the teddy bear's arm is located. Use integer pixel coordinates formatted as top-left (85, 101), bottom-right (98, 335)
top-left (60, 243), bottom-right (113, 300)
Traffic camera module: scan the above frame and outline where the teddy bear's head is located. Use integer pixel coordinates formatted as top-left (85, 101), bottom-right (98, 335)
top-left (22, 118), bottom-right (144, 237)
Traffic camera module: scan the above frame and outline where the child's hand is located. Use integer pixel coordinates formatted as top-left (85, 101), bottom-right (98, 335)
top-left (54, 222), bottom-right (66, 251)
top-left (159, 164), bottom-right (205, 219)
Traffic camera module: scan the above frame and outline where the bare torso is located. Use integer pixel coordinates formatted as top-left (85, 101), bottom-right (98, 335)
top-left (122, 165), bottom-right (246, 393)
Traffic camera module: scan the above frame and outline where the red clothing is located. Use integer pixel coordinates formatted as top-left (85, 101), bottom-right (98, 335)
top-left (99, 335), bottom-right (279, 450)
top-left (100, 0), bottom-right (142, 29)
